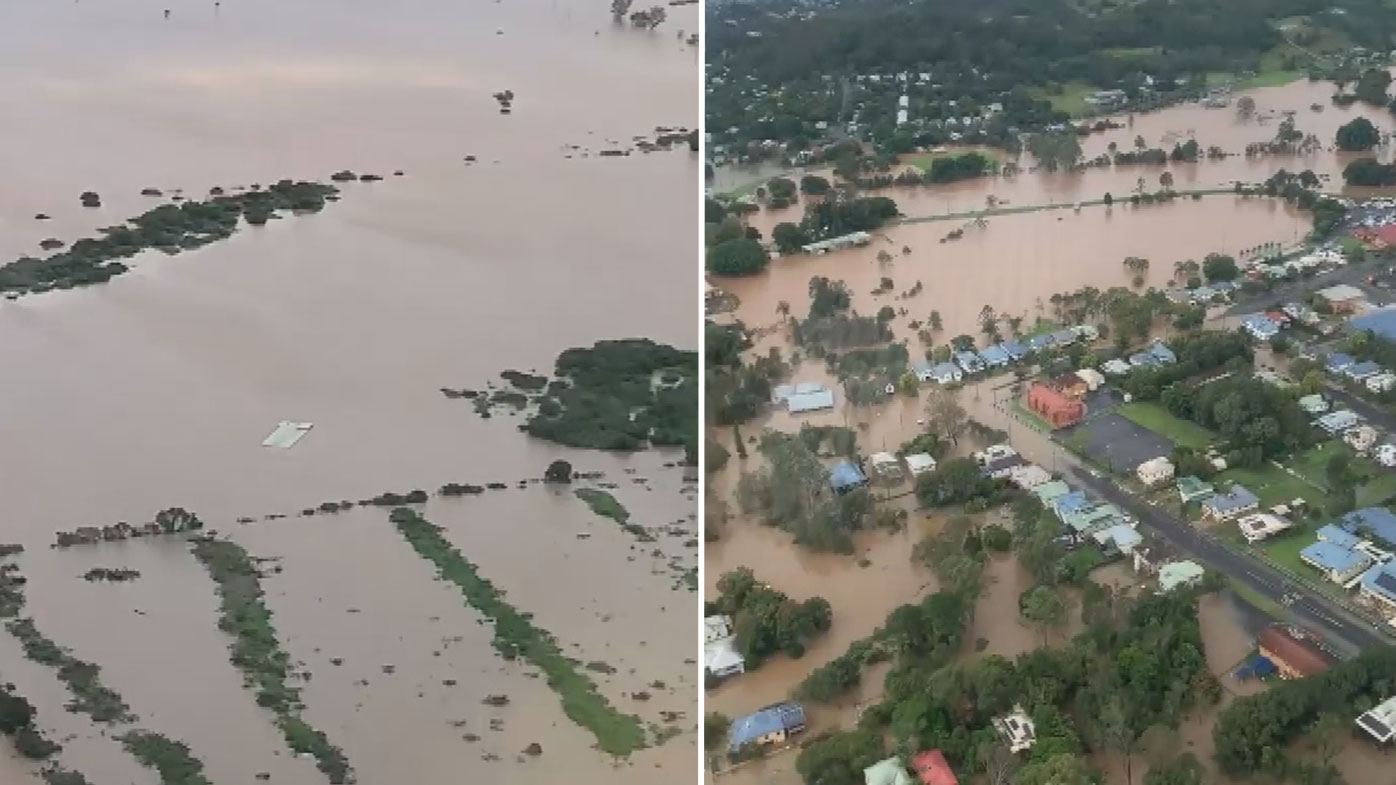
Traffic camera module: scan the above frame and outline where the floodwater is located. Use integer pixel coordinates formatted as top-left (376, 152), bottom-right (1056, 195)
top-left (0, 0), bottom-right (698, 782)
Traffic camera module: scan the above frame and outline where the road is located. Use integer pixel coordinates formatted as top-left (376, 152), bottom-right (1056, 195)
top-left (1067, 468), bottom-right (1387, 655)
top-left (1326, 386), bottom-right (1396, 433)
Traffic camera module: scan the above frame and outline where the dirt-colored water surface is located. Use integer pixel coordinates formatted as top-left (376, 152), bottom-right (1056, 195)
top-left (0, 0), bottom-right (698, 782)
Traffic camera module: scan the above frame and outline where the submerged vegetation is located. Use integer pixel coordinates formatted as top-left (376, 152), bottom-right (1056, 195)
top-left (118, 732), bottom-right (212, 785)
top-left (456, 339), bottom-right (698, 464)
top-left (706, 567), bottom-right (831, 671)
top-left (190, 537), bottom-right (353, 784)
top-left (574, 488), bottom-right (652, 541)
top-left (0, 180), bottom-right (338, 295)
top-left (389, 507), bottom-right (648, 756)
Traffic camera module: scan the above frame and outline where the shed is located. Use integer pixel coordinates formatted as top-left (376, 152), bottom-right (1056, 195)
top-left (1158, 560), bottom-right (1205, 592)
top-left (871, 452), bottom-right (903, 479)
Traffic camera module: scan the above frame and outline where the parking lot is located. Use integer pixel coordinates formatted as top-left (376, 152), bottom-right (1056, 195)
top-left (1058, 391), bottom-right (1174, 475)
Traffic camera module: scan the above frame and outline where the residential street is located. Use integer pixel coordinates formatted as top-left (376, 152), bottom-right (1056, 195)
top-left (1068, 468), bottom-right (1388, 656)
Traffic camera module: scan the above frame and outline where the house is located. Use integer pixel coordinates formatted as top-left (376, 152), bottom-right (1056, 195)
top-left (1236, 513), bottom-right (1294, 543)
top-left (1061, 502), bottom-right (1124, 536)
top-left (1367, 372), bottom-right (1396, 393)
top-left (1325, 353), bottom-right (1356, 375)
top-left (924, 362), bottom-right (963, 385)
top-left (1050, 328), bottom-right (1079, 347)
top-left (1027, 383), bottom-right (1086, 428)
top-left (1344, 361), bottom-right (1381, 381)
top-left (775, 382), bottom-right (836, 413)
top-left (1242, 314), bottom-right (1280, 341)
top-left (911, 750), bottom-right (958, 785)
top-left (1073, 324), bottom-right (1100, 341)
top-left (728, 702), bottom-right (807, 752)
top-left (1376, 444), bottom-right (1396, 468)
top-left (870, 452), bottom-right (903, 480)
top-left (1317, 523), bottom-right (1362, 548)
top-left (1158, 560), bottom-right (1206, 592)
top-left (1355, 695), bottom-right (1396, 745)
top-left (1200, 484), bottom-right (1259, 521)
top-left (1007, 464), bottom-right (1051, 489)
top-left (1148, 341), bottom-right (1177, 364)
top-left (1026, 334), bottom-right (1055, 353)
top-left (1345, 425), bottom-right (1379, 453)
top-left (829, 460), bottom-right (868, 496)
top-left (864, 757), bottom-right (914, 785)
top-left (1359, 561), bottom-right (1396, 614)
top-left (992, 705), bottom-right (1036, 753)
top-left (1256, 624), bottom-right (1336, 680)
top-left (1177, 476), bottom-right (1215, 504)
top-left (1075, 368), bottom-right (1105, 391)
top-left (1128, 351), bottom-right (1158, 368)
top-left (905, 453), bottom-right (937, 477)
top-left (1032, 480), bottom-right (1072, 504)
top-left (705, 615), bottom-right (745, 678)
top-left (1339, 507), bottom-right (1396, 550)
top-left (1300, 540), bottom-right (1373, 584)
top-left (1316, 283), bottom-right (1366, 313)
top-left (1316, 409), bottom-right (1361, 434)
top-left (1050, 373), bottom-right (1088, 399)
top-left (999, 340), bottom-right (1028, 361)
top-left (1093, 522), bottom-right (1143, 555)
top-left (981, 453), bottom-right (1025, 479)
top-left (974, 444), bottom-right (1018, 466)
top-left (954, 351), bottom-right (986, 374)
top-left (1102, 358), bottom-right (1133, 376)
top-left (978, 344), bottom-right (1012, 368)
top-left (802, 232), bottom-right (872, 254)
top-left (1298, 394), bottom-right (1329, 416)
top-left (1350, 307), bottom-right (1396, 342)
top-left (1136, 457), bottom-right (1175, 487)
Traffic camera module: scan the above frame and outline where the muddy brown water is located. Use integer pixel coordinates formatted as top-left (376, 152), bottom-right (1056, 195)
top-left (0, 0), bottom-right (697, 782)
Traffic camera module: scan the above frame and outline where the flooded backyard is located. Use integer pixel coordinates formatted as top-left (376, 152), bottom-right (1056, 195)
top-left (0, 0), bottom-right (698, 782)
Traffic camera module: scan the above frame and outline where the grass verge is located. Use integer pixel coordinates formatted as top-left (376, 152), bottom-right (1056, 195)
top-left (191, 538), bottom-right (352, 784)
top-left (389, 507), bottom-right (647, 756)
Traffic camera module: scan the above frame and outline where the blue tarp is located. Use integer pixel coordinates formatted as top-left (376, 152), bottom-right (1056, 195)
top-left (829, 460), bottom-right (866, 493)
top-left (1235, 654), bottom-right (1276, 680)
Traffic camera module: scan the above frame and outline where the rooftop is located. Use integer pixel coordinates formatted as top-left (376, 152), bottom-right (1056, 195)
top-left (1316, 523), bottom-right (1361, 550)
top-left (1340, 507), bottom-right (1396, 548)
top-left (1351, 308), bottom-right (1396, 342)
top-left (729, 702), bottom-right (806, 750)
top-left (1299, 540), bottom-right (1370, 574)
top-left (1356, 695), bottom-right (1396, 743)
top-left (1317, 283), bottom-right (1365, 301)
top-left (1361, 561), bottom-right (1396, 603)
top-left (1032, 480), bottom-right (1071, 502)
top-left (1202, 484), bottom-right (1259, 514)
top-left (864, 756), bottom-right (914, 785)
top-left (911, 750), bottom-right (958, 785)
top-left (1256, 624), bottom-right (1336, 678)
top-left (1159, 560), bottom-right (1205, 591)
top-left (829, 460), bottom-right (866, 491)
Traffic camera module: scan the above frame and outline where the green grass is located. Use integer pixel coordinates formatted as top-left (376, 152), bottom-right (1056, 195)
top-left (1286, 441), bottom-right (1396, 508)
top-left (1204, 69), bottom-right (1304, 91)
top-left (390, 508), bottom-right (648, 756)
top-left (1358, 472), bottom-right (1396, 507)
top-left (1033, 82), bottom-right (1100, 117)
top-left (191, 538), bottom-right (352, 783)
top-left (575, 488), bottom-right (654, 541)
top-left (1227, 579), bottom-right (1291, 621)
top-left (1102, 46), bottom-right (1162, 59)
top-left (1338, 234), bottom-right (1366, 256)
top-left (1252, 524), bottom-right (1317, 579)
top-left (1289, 441), bottom-right (1348, 486)
top-left (1214, 464), bottom-right (1323, 509)
top-left (1117, 402), bottom-right (1216, 449)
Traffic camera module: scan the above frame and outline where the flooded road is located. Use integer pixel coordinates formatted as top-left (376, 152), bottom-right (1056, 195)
top-left (0, 0), bottom-right (698, 782)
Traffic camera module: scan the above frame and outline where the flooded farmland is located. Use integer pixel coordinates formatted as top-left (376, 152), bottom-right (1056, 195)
top-left (0, 0), bottom-right (698, 783)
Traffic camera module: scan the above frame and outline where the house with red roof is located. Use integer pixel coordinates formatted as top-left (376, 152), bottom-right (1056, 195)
top-left (911, 750), bottom-right (958, 785)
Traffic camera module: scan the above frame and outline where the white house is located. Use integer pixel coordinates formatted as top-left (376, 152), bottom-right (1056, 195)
top-left (1346, 425), bottom-right (1379, 454)
top-left (992, 705), bottom-right (1037, 754)
top-left (1298, 394), bottom-right (1329, 416)
top-left (914, 362), bottom-right (963, 384)
top-left (1376, 444), bottom-right (1396, 468)
top-left (905, 453), bottom-right (937, 476)
top-left (704, 616), bottom-right (745, 678)
top-left (1368, 372), bottom-right (1396, 394)
top-left (1236, 513), bottom-right (1294, 544)
top-left (1135, 457), bottom-right (1175, 487)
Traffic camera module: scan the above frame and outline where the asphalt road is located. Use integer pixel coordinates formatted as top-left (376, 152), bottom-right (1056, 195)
top-left (1326, 386), bottom-right (1396, 434)
top-left (1067, 468), bottom-right (1388, 656)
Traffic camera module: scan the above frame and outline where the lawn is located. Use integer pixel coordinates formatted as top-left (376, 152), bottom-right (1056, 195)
top-left (1116, 402), bottom-right (1216, 450)
top-left (1214, 463), bottom-right (1324, 509)
top-left (1286, 440), bottom-right (1396, 508)
top-left (1204, 68), bottom-right (1304, 92)
top-left (1033, 82), bottom-right (1100, 118)
top-left (1253, 524), bottom-right (1317, 578)
top-left (1289, 441), bottom-right (1348, 487)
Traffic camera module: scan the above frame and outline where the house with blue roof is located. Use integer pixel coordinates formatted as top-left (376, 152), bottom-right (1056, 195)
top-left (1325, 353), bottom-right (1356, 375)
top-left (1242, 314), bottom-right (1280, 341)
top-left (1345, 361), bottom-right (1382, 381)
top-left (829, 460), bottom-right (867, 496)
top-left (978, 344), bottom-right (1012, 367)
top-left (1026, 334), bottom-right (1056, 352)
top-left (1339, 507), bottom-right (1396, 550)
top-left (1148, 342), bottom-right (1177, 364)
top-left (1316, 524), bottom-right (1361, 550)
top-left (1200, 484), bottom-right (1259, 521)
top-left (1128, 351), bottom-right (1157, 368)
top-left (1050, 328), bottom-right (1079, 347)
top-left (1350, 308), bottom-right (1396, 343)
top-left (1052, 490), bottom-right (1090, 518)
top-left (1211, 280), bottom-right (1238, 294)
top-left (1061, 502), bottom-right (1123, 536)
top-left (999, 340), bottom-right (1028, 361)
top-left (954, 350), bottom-right (986, 374)
top-left (728, 702), bottom-right (807, 752)
top-left (1300, 541), bottom-right (1373, 584)
top-left (1359, 562), bottom-right (1396, 614)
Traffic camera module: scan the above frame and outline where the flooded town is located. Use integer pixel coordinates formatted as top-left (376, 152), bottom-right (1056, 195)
top-left (0, 1), bottom-right (698, 784)
top-left (705, 2), bottom-right (1396, 784)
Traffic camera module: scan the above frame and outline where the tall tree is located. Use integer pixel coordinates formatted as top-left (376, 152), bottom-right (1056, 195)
top-left (925, 388), bottom-right (968, 444)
